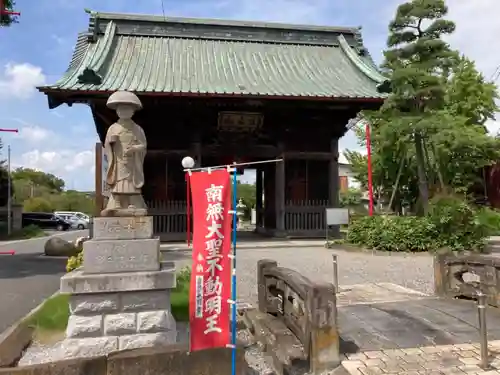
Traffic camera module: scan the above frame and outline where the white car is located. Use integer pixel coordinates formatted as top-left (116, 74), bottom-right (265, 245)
top-left (55, 211), bottom-right (91, 222)
top-left (56, 214), bottom-right (88, 230)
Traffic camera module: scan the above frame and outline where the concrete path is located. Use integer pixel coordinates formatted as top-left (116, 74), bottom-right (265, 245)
top-left (0, 230), bottom-right (88, 334)
top-left (160, 239), bottom-right (327, 250)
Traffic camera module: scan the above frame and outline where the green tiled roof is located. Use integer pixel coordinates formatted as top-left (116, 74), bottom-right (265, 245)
top-left (40, 11), bottom-right (387, 100)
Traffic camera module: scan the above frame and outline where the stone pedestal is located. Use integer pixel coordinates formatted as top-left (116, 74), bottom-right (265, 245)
top-left (59, 216), bottom-right (177, 358)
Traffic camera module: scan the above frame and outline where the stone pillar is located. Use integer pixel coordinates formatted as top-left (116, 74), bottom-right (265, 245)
top-left (275, 145), bottom-right (286, 235)
top-left (255, 168), bottom-right (263, 228)
top-left (59, 216), bottom-right (177, 358)
top-left (307, 283), bottom-right (341, 373)
top-left (329, 138), bottom-right (340, 237)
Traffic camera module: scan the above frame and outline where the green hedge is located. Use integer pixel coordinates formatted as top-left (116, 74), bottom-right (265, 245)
top-left (346, 196), bottom-right (499, 252)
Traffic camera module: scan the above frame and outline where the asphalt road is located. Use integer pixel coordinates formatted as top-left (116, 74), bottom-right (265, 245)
top-left (0, 230), bottom-right (88, 334)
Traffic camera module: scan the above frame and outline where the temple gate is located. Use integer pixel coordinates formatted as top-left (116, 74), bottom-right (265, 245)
top-left (39, 11), bottom-right (386, 240)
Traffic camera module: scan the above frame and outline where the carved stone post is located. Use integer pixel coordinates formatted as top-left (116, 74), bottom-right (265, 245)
top-left (257, 259), bottom-right (277, 313)
top-left (306, 283), bottom-right (340, 374)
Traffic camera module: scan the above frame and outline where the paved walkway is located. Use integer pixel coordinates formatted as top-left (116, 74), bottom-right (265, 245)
top-left (342, 341), bottom-right (500, 374)
top-left (160, 239), bottom-right (327, 250)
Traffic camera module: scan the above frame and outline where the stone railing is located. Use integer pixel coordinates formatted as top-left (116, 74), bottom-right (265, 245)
top-left (434, 252), bottom-right (500, 307)
top-left (252, 259), bottom-right (340, 374)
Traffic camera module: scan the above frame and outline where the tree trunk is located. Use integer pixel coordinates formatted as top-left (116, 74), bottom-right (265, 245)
top-left (414, 132), bottom-right (429, 215)
top-left (430, 143), bottom-right (446, 191)
top-left (388, 154), bottom-right (405, 211)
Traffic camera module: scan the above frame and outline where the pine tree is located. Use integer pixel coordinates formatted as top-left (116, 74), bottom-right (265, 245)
top-left (0, 0), bottom-right (19, 27)
top-left (381, 0), bottom-right (457, 214)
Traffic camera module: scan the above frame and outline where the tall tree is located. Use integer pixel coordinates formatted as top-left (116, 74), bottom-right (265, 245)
top-left (444, 56), bottom-right (498, 129)
top-left (12, 168), bottom-right (65, 193)
top-left (381, 0), bottom-right (457, 213)
top-left (0, 0), bottom-right (18, 27)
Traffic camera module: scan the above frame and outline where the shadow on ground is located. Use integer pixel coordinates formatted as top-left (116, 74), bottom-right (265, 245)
top-left (161, 250), bottom-right (192, 262)
top-left (0, 254), bottom-right (67, 279)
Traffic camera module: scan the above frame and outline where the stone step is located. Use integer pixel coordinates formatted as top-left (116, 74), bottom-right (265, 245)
top-left (242, 308), bottom-right (307, 375)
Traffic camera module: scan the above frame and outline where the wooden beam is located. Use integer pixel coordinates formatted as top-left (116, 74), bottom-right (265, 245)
top-left (284, 151), bottom-right (331, 160)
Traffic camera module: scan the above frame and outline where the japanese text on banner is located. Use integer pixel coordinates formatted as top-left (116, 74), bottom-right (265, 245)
top-left (189, 169), bottom-right (232, 351)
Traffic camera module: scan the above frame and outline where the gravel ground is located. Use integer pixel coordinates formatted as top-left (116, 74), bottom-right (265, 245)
top-left (168, 245), bottom-right (435, 305)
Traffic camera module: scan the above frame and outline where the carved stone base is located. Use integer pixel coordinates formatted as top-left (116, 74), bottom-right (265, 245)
top-left (60, 266), bottom-right (177, 359)
top-left (101, 207), bottom-right (148, 217)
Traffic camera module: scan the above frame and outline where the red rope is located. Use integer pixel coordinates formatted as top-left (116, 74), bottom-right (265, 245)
top-left (186, 172), bottom-right (191, 247)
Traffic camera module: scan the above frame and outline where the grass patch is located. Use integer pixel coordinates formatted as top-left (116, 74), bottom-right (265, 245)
top-left (171, 267), bottom-right (190, 322)
top-left (26, 294), bottom-right (70, 335)
top-left (0, 224), bottom-right (47, 240)
top-left (25, 269), bottom-right (190, 342)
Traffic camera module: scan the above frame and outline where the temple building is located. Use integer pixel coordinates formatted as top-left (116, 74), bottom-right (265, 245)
top-left (38, 10), bottom-right (386, 240)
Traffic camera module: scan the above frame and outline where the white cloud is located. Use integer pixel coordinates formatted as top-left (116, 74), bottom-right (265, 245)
top-left (15, 149), bottom-right (93, 176)
top-left (16, 125), bottom-right (53, 143)
top-left (0, 63), bottom-right (46, 99)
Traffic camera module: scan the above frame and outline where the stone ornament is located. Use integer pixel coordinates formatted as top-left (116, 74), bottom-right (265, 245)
top-left (101, 91), bottom-right (148, 217)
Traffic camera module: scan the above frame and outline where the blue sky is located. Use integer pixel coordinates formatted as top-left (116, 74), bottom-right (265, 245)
top-left (0, 0), bottom-right (497, 189)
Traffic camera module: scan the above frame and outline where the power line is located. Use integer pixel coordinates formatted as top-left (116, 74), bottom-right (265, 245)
top-left (489, 64), bottom-right (500, 83)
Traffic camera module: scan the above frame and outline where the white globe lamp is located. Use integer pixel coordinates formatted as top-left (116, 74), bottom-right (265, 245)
top-left (181, 156), bottom-right (195, 169)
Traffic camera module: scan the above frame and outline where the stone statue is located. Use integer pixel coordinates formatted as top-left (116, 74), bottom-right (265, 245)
top-left (101, 91), bottom-right (148, 217)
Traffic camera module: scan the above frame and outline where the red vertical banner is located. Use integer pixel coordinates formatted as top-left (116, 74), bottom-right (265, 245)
top-left (189, 169), bottom-right (232, 351)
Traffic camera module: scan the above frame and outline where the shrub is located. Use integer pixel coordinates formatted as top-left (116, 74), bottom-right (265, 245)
top-left (346, 195), bottom-right (489, 252)
top-left (347, 215), bottom-right (437, 252)
top-left (1, 224), bottom-right (46, 240)
top-left (428, 195), bottom-right (487, 252)
top-left (475, 207), bottom-right (500, 236)
top-left (66, 251), bottom-right (82, 272)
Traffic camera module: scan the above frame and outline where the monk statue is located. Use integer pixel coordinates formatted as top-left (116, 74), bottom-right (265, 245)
top-left (101, 91), bottom-right (148, 217)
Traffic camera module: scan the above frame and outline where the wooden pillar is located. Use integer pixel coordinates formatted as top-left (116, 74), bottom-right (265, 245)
top-left (94, 142), bottom-right (104, 216)
top-left (263, 165), bottom-right (276, 231)
top-left (329, 138), bottom-right (340, 237)
top-left (165, 156), bottom-right (169, 200)
top-left (256, 167), bottom-right (263, 227)
top-left (275, 144), bottom-right (286, 234)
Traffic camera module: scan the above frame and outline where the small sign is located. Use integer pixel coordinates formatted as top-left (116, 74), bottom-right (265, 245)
top-left (217, 111), bottom-right (264, 132)
top-left (326, 208), bottom-right (349, 226)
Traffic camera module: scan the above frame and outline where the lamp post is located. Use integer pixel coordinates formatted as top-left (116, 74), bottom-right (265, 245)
top-left (181, 156), bottom-right (196, 247)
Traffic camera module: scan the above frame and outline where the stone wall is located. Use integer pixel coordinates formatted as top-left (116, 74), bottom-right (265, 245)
top-left (434, 252), bottom-right (500, 307)
top-left (0, 205), bottom-right (22, 231)
top-left (0, 346), bottom-right (247, 375)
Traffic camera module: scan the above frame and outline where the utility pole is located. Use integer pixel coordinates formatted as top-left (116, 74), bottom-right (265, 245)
top-left (7, 145), bottom-right (11, 235)
top-left (0, 128), bottom-right (18, 235)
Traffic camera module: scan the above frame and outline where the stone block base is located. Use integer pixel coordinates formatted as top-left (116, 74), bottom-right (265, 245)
top-left (83, 238), bottom-right (161, 274)
top-left (60, 266), bottom-right (177, 353)
top-left (57, 332), bottom-right (177, 356)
